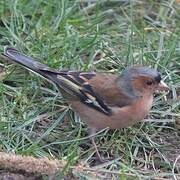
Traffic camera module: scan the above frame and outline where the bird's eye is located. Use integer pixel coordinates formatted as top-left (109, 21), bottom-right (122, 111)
top-left (146, 80), bottom-right (153, 86)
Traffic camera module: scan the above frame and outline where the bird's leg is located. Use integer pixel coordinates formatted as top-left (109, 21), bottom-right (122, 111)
top-left (89, 128), bottom-right (104, 162)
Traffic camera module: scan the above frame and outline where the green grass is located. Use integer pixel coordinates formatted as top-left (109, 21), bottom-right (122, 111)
top-left (0, 0), bottom-right (180, 179)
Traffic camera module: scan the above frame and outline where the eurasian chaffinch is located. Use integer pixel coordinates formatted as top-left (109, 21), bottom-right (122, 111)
top-left (2, 47), bottom-right (169, 160)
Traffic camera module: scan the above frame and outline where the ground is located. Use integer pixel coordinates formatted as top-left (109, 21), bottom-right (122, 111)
top-left (0, 0), bottom-right (179, 179)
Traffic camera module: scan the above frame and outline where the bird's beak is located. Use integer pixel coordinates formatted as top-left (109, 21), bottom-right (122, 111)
top-left (157, 80), bottom-right (169, 91)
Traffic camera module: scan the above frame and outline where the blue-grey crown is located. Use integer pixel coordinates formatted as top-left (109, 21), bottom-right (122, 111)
top-left (121, 66), bottom-right (161, 82)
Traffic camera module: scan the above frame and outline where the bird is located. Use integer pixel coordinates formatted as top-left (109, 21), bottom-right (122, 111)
top-left (2, 46), bottom-right (169, 160)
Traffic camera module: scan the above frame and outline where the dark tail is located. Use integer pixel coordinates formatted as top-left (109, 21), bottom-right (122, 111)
top-left (2, 46), bottom-right (84, 97)
top-left (2, 46), bottom-right (61, 82)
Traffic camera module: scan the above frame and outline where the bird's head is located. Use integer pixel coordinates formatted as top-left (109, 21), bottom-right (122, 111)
top-left (117, 66), bottom-right (169, 98)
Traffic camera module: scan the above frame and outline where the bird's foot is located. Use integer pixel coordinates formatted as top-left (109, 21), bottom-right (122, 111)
top-left (89, 128), bottom-right (109, 163)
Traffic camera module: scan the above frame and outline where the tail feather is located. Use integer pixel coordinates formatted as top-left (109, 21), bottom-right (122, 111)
top-left (2, 47), bottom-right (58, 77)
top-left (2, 47), bottom-right (87, 98)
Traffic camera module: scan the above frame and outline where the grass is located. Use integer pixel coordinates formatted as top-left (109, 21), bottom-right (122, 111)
top-left (0, 0), bottom-right (180, 179)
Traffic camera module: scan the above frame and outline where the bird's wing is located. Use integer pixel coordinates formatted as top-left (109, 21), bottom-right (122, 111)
top-left (87, 73), bottom-right (136, 108)
top-left (51, 70), bottom-right (112, 115)
top-left (2, 47), bottom-right (112, 115)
